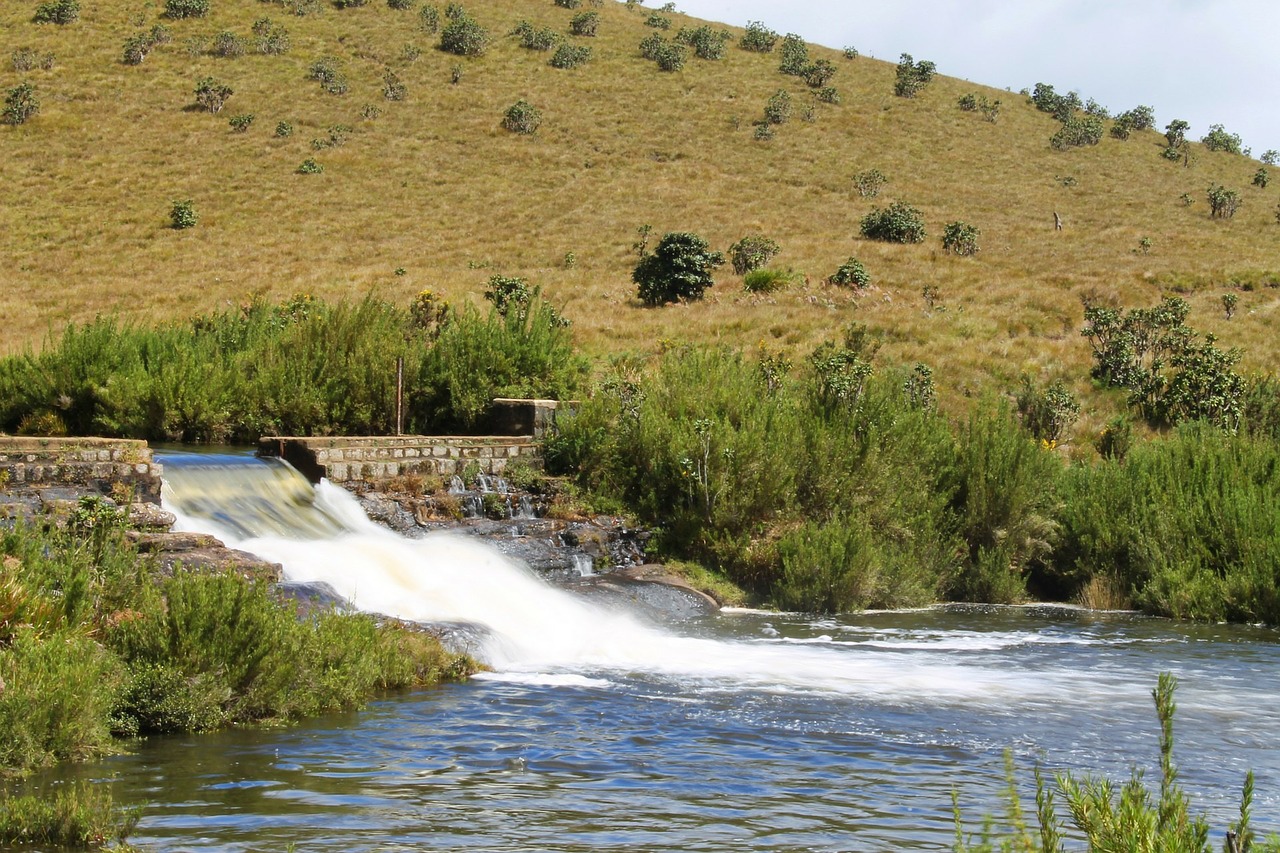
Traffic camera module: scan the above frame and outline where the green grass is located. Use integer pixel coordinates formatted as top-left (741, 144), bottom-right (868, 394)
top-left (0, 781), bottom-right (140, 849)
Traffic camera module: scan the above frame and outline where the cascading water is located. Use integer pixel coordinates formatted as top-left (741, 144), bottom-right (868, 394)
top-left (145, 451), bottom-right (1280, 850)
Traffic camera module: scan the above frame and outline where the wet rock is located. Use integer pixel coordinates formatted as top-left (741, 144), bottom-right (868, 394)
top-left (128, 502), bottom-right (176, 531)
top-left (278, 580), bottom-right (354, 616)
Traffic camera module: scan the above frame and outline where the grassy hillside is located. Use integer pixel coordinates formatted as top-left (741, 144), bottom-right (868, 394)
top-left (3, 0), bottom-right (1278, 427)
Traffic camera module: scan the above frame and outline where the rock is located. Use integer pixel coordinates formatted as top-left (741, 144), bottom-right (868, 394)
top-left (128, 531), bottom-right (222, 553)
top-left (128, 502), bottom-right (176, 531)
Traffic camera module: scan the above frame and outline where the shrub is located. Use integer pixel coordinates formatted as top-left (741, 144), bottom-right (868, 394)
top-left (11, 48), bottom-right (55, 71)
top-left (210, 31), bottom-right (247, 58)
top-left (169, 199), bottom-right (197, 229)
top-left (440, 14), bottom-right (488, 56)
top-left (483, 276), bottom-right (533, 318)
top-left (852, 168), bottom-right (886, 197)
top-left (639, 32), bottom-right (664, 59)
top-left (742, 268), bottom-right (794, 293)
top-left (644, 11), bottom-right (671, 29)
top-left (388, 0), bottom-right (414, 7)
top-left (512, 20), bottom-right (558, 50)
top-left (653, 41), bottom-right (686, 72)
top-left (676, 25), bottom-right (731, 60)
top-left (728, 234), bottom-right (780, 274)
top-left (569, 11), bottom-right (598, 36)
top-left (860, 201), bottom-right (925, 244)
top-left (501, 99), bottom-right (541, 134)
top-left (1202, 123), bottom-right (1243, 154)
top-left (1015, 377), bottom-right (1079, 442)
top-left (804, 59), bottom-right (835, 88)
top-left (275, 120), bottom-right (293, 137)
top-left (958, 92), bottom-right (1000, 122)
top-left (193, 77), bottom-right (232, 112)
top-left (1207, 184), bottom-right (1241, 219)
top-left (633, 232), bottom-right (724, 306)
top-left (813, 86), bottom-right (839, 105)
top-left (1050, 114), bottom-right (1104, 150)
top-left (228, 113), bottom-right (255, 132)
top-left (550, 43), bottom-right (591, 69)
top-left (164, 0), bottom-right (209, 17)
top-left (0, 781), bottom-right (139, 848)
top-left (827, 257), bottom-right (869, 288)
top-left (122, 33), bottom-right (156, 64)
top-left (297, 157), bottom-right (323, 173)
top-left (893, 53), bottom-right (935, 98)
top-left (32, 0), bottom-right (79, 24)
top-left (419, 4), bottom-right (439, 31)
top-left (1164, 119), bottom-right (1189, 148)
top-left (382, 69), bottom-right (406, 100)
top-left (1119, 104), bottom-right (1155, 130)
top-left (941, 221), bottom-right (980, 256)
top-left (752, 122), bottom-right (774, 141)
top-left (554, 0), bottom-right (580, 7)
top-left (2, 83), bottom-right (40, 125)
top-left (778, 33), bottom-right (808, 76)
top-left (1029, 82), bottom-right (1080, 120)
top-left (740, 20), bottom-right (776, 52)
top-left (253, 18), bottom-right (290, 54)
top-left (308, 56), bottom-right (348, 94)
top-left (1261, 149), bottom-right (1279, 166)
top-left (1254, 168), bottom-right (1269, 189)
top-left (763, 89), bottom-right (791, 124)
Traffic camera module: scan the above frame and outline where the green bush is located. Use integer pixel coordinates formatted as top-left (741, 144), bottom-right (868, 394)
top-left (1164, 118), bottom-right (1189, 147)
top-left (228, 113), bottom-right (255, 132)
top-left (644, 11), bottom-right (671, 29)
top-left (633, 232), bottom-right (724, 306)
top-left (739, 20), bottom-right (777, 52)
top-left (164, 0), bottom-right (209, 17)
top-left (568, 10), bottom-right (598, 36)
top-left (639, 35), bottom-right (685, 71)
top-left (778, 32), bottom-right (807, 76)
top-left (0, 781), bottom-right (139, 848)
top-left (193, 77), bottom-right (232, 112)
top-left (1014, 377), bottom-right (1079, 443)
top-left (1254, 168), bottom-right (1269, 189)
top-left (252, 18), bottom-right (290, 54)
top-left (815, 86), bottom-right (840, 105)
top-left (11, 48), bottom-right (56, 71)
top-left (1, 83), bottom-right (39, 125)
top-left (169, 199), bottom-right (197, 229)
top-left (941, 221), bottom-right (980, 255)
top-left (1029, 82), bottom-right (1080, 121)
top-left (1202, 123), bottom-right (1243, 153)
top-left (893, 53), bottom-right (936, 98)
top-left (308, 56), bottom-right (348, 94)
top-left (32, 0), bottom-right (79, 24)
top-left (742, 267), bottom-right (794, 293)
top-left (827, 257), bottom-right (869, 288)
top-left (549, 43), bottom-right (591, 68)
top-left (512, 20), bottom-right (559, 50)
top-left (1050, 114), bottom-right (1104, 149)
top-left (440, 13), bottom-right (488, 56)
top-left (382, 69), bottom-right (406, 100)
top-left (210, 31), bottom-right (246, 57)
top-left (762, 89), bottom-right (791, 124)
top-left (553, 0), bottom-right (580, 7)
top-left (675, 25), bottom-right (731, 60)
top-left (419, 4), bottom-right (439, 31)
top-left (501, 99), bottom-right (541, 134)
top-left (804, 59), bottom-right (835, 88)
top-left (852, 168), bottom-right (887, 197)
top-left (1207, 184), bottom-right (1241, 218)
top-left (728, 234), bottom-right (780, 274)
top-left (860, 200), bottom-right (926, 243)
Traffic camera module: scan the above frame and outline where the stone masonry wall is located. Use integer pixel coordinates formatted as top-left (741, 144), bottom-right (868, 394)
top-left (0, 437), bottom-right (163, 502)
top-left (258, 435), bottom-right (541, 484)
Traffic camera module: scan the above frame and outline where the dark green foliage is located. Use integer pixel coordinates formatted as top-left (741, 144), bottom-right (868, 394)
top-left (742, 268), bottom-right (794, 293)
top-left (32, 0), bottom-right (78, 24)
top-left (388, 0), bottom-right (415, 8)
top-left (958, 92), bottom-right (1000, 122)
top-left (728, 234), bottom-right (780, 275)
top-left (1262, 149), bottom-right (1279, 166)
top-left (440, 12), bottom-right (488, 56)
top-left (740, 20), bottom-right (777, 53)
top-left (1121, 104), bottom-right (1155, 130)
top-left (569, 10), bottom-right (598, 36)
top-left (644, 11), bottom-right (671, 30)
top-left (1164, 119), bottom-right (1189, 148)
top-left (193, 76), bottom-right (232, 112)
top-left (228, 113), bottom-right (255, 132)
top-left (675, 25), bottom-right (731, 60)
top-left (1015, 377), bottom-right (1079, 443)
top-left (308, 56), bottom-right (348, 94)
top-left (903, 363), bottom-right (935, 409)
top-left (1254, 168), bottom-right (1270, 189)
top-left (1082, 295), bottom-right (1245, 429)
top-left (941, 221), bottom-right (980, 255)
top-left (827, 257), bottom-right (869, 288)
top-left (852, 168), bottom-right (886, 197)
top-left (1030, 82), bottom-right (1081, 121)
top-left (483, 275), bottom-right (532, 317)
top-left (1207, 184), bottom-right (1241, 218)
top-left (1242, 375), bottom-right (1280, 440)
top-left (501, 99), bottom-right (541, 134)
top-left (1094, 414), bottom-right (1132, 461)
top-left (1202, 123), bottom-right (1243, 154)
top-left (169, 199), bottom-right (197, 229)
top-left (778, 32), bottom-right (808, 76)
top-left (210, 31), bottom-right (246, 58)
top-left (639, 32), bottom-right (665, 59)
top-left (418, 4), bottom-right (439, 32)
top-left (762, 89), bottom-right (790, 124)
top-left (550, 43), bottom-right (590, 68)
top-left (2, 83), bottom-right (39, 125)
top-left (334, 0), bottom-right (368, 7)
top-left (752, 122), bottom-right (773, 142)
top-left (860, 201), bottom-right (926, 244)
top-left (553, 0), bottom-right (580, 7)
top-left (639, 35), bottom-right (685, 71)
top-left (1050, 114), bottom-right (1104, 150)
top-left (0, 781), bottom-right (139, 848)
top-left (512, 19), bottom-right (559, 50)
top-left (122, 29), bottom-right (168, 64)
top-left (164, 0), bottom-right (209, 17)
top-left (815, 86), bottom-right (840, 105)
top-left (894, 53), bottom-right (936, 98)
top-left (804, 59), bottom-right (835, 88)
top-left (252, 18), bottom-right (290, 54)
top-left (633, 232), bottom-right (724, 306)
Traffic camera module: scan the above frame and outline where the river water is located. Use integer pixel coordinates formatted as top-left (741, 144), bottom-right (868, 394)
top-left (68, 456), bottom-right (1280, 850)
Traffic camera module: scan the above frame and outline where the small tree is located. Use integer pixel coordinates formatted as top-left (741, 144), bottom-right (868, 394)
top-left (32, 0), bottom-right (79, 24)
top-left (1051, 114), bottom-right (1104, 150)
top-left (860, 201), bottom-right (925, 244)
top-left (1206, 185), bottom-right (1241, 219)
top-left (804, 59), bottom-right (835, 88)
top-left (383, 70), bottom-right (406, 100)
top-left (441, 14), bottom-right (488, 56)
top-left (894, 53), bottom-right (936, 98)
top-left (193, 77), bottom-right (232, 113)
top-left (728, 234), bottom-right (780, 275)
top-left (2, 82), bottom-right (40, 125)
top-left (676, 25), bottom-right (731, 60)
top-left (1202, 123), bottom-right (1243, 154)
top-left (501, 99), bottom-right (541, 134)
top-left (419, 5), bottom-right (439, 32)
top-left (763, 89), bottom-right (791, 124)
top-left (740, 20), bottom-right (777, 53)
top-left (1253, 168), bottom-right (1269, 189)
top-left (1261, 150), bottom-right (1279, 166)
top-left (170, 199), bottom-right (197, 229)
top-left (569, 11), bottom-right (598, 36)
top-left (941, 221), bottom-right (980, 256)
top-left (1164, 119), bottom-right (1189, 148)
top-left (228, 113), bottom-right (254, 132)
top-left (827, 257), bottom-right (869, 288)
top-left (778, 33), bottom-right (807, 76)
top-left (633, 232), bottom-right (724, 306)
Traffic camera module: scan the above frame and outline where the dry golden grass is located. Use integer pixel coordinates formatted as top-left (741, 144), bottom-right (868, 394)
top-left (3, 0), bottom-right (1278, 422)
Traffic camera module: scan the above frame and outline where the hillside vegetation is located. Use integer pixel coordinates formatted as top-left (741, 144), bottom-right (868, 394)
top-left (3, 0), bottom-right (1278, 425)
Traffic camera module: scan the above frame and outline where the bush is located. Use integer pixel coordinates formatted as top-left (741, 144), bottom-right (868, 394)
top-left (32, 0), bottom-right (78, 24)
top-left (1164, 119), bottom-right (1189, 147)
top-left (169, 199), bottom-right (197, 229)
top-left (382, 69), bottom-right (406, 100)
top-left (440, 14), bottom-right (488, 56)
top-left (253, 18), bottom-right (290, 54)
top-left (210, 31), bottom-right (246, 58)
top-left (633, 232), bottom-right (724, 306)
top-left (122, 33), bottom-right (156, 65)
top-left (1254, 168), bottom-right (1269, 189)
top-left (164, 0), bottom-right (209, 17)
top-left (815, 86), bottom-right (840, 105)
top-left (893, 53), bottom-right (936, 98)
top-left (1202, 123), bottom-right (1243, 154)
top-left (1262, 149), bottom-right (1279, 166)
top-left (2, 83), bottom-right (39, 125)
top-left (762, 89), bottom-right (790, 124)
top-left (644, 11), bottom-right (671, 29)
top-left (11, 48), bottom-right (55, 71)
top-left (193, 77), bottom-right (232, 112)
top-left (728, 234), bottom-right (780, 274)
top-left (550, 43), bottom-right (591, 69)
top-left (1029, 82), bottom-right (1080, 121)
top-left (1014, 377), bottom-right (1079, 443)
top-left (860, 201), bottom-right (926, 244)
top-left (0, 781), bottom-right (139, 848)
top-left (512, 20), bottom-right (558, 50)
top-left (1207, 184), bottom-right (1241, 219)
top-left (419, 4), bottom-right (439, 32)
top-left (554, 0), bottom-right (580, 7)
top-left (827, 257), bottom-right (869, 288)
top-left (804, 59), bottom-right (835, 88)
top-left (958, 93), bottom-right (1000, 122)
top-left (1120, 104), bottom-right (1155, 130)
top-left (742, 267), bottom-right (794, 293)
top-left (941, 221), bottom-right (980, 256)
top-left (740, 20), bottom-right (776, 52)
top-left (676, 25), bottom-right (731, 60)
top-left (308, 56), bottom-right (348, 94)
top-left (228, 113), bottom-right (255, 132)
top-left (1050, 114), bottom-right (1104, 150)
top-left (653, 40), bottom-right (685, 72)
top-left (778, 33), bottom-right (808, 76)
top-left (568, 11), bottom-right (598, 36)
top-left (852, 168), bottom-right (887, 197)
top-left (501, 99), bottom-right (541, 134)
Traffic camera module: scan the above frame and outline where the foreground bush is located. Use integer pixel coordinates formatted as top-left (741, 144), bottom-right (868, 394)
top-left (0, 781), bottom-right (139, 849)
top-left (633, 232), bottom-right (725, 306)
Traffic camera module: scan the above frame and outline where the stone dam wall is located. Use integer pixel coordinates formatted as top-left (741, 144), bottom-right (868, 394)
top-left (0, 437), bottom-right (163, 502)
top-left (258, 435), bottom-right (542, 484)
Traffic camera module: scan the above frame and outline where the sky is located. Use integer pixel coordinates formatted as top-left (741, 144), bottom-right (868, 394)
top-left (670, 0), bottom-right (1279, 158)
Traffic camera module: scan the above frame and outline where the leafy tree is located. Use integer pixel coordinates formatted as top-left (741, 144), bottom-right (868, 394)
top-left (1164, 119), bottom-right (1189, 148)
top-left (193, 77), bottom-right (232, 113)
top-left (894, 53), bottom-right (936, 98)
top-left (941, 221), bottom-right (980, 255)
top-left (633, 232), bottom-right (725, 306)
top-left (778, 33), bottom-right (807, 76)
top-left (740, 20), bottom-right (777, 53)
top-left (1207, 184), bottom-right (1241, 218)
top-left (1202, 123), bottom-right (1243, 154)
top-left (2, 82), bottom-right (40, 125)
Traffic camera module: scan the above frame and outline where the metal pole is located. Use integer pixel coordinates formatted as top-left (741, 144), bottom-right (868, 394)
top-left (395, 356), bottom-right (404, 436)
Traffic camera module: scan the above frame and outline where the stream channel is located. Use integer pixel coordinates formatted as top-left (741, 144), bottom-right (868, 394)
top-left (42, 451), bottom-right (1280, 850)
